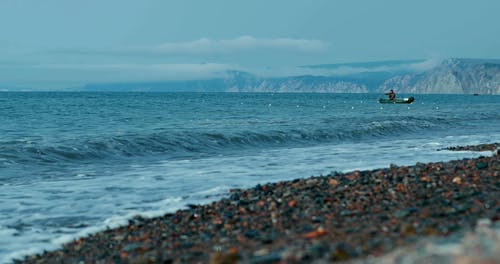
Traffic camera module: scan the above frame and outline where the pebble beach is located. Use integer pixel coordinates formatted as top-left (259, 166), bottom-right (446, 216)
top-left (16, 143), bottom-right (500, 264)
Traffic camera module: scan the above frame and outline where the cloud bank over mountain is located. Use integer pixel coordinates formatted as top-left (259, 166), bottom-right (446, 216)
top-left (4, 57), bottom-right (500, 94)
top-left (76, 58), bottom-right (500, 95)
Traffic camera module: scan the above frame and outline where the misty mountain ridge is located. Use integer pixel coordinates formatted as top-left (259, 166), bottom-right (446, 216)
top-left (379, 58), bottom-right (500, 94)
top-left (74, 58), bottom-right (500, 94)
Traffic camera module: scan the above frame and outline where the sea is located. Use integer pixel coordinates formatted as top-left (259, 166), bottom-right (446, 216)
top-left (1, 92), bottom-right (499, 262)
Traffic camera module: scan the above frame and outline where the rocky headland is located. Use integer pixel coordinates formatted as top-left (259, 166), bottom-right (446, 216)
top-left (379, 58), bottom-right (500, 95)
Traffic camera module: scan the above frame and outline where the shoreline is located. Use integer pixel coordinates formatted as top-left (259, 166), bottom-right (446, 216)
top-left (17, 143), bottom-right (500, 263)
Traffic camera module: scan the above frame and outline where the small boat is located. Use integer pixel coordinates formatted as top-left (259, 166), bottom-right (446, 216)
top-left (378, 96), bottom-right (414, 104)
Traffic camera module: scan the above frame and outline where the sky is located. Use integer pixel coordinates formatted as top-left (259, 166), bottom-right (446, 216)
top-left (1, 0), bottom-right (499, 89)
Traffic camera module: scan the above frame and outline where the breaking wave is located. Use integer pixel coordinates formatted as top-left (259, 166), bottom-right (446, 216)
top-left (0, 116), bottom-right (457, 166)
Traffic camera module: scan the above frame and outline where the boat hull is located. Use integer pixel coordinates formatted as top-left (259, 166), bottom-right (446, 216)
top-left (378, 96), bottom-right (414, 104)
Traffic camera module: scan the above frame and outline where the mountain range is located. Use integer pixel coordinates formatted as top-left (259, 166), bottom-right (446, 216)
top-left (78, 58), bottom-right (500, 94)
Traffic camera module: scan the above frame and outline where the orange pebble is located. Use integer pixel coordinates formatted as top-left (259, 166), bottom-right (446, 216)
top-left (228, 247), bottom-right (238, 254)
top-left (304, 227), bottom-right (327, 238)
top-left (396, 183), bottom-right (406, 192)
top-left (420, 176), bottom-right (431, 182)
top-left (328, 179), bottom-right (339, 186)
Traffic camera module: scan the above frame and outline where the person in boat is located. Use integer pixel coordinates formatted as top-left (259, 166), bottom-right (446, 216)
top-left (385, 89), bottom-right (396, 100)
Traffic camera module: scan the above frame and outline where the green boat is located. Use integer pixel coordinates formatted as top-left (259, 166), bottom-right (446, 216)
top-left (378, 96), bottom-right (415, 104)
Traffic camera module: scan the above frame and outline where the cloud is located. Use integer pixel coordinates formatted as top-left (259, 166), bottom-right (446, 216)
top-left (280, 58), bottom-right (444, 77)
top-left (24, 63), bottom-right (235, 81)
top-left (3, 57), bottom-right (444, 88)
top-left (33, 62), bottom-right (230, 71)
top-left (153, 36), bottom-right (328, 54)
top-left (405, 57), bottom-right (442, 72)
top-left (41, 36), bottom-right (329, 63)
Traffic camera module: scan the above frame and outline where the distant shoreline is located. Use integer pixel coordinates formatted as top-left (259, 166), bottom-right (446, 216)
top-left (2, 58), bottom-right (500, 95)
top-left (17, 143), bottom-right (500, 263)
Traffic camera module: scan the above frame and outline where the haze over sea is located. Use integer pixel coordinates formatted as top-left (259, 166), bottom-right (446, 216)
top-left (1, 92), bottom-right (500, 262)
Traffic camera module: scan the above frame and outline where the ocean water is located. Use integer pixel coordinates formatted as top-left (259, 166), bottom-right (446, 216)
top-left (1, 92), bottom-right (499, 262)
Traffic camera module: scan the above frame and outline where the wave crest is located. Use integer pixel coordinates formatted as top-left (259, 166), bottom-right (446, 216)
top-left (0, 117), bottom-right (451, 166)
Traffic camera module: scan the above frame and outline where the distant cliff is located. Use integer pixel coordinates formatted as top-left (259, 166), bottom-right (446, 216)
top-left (226, 58), bottom-right (500, 94)
top-left (223, 71), bottom-right (368, 93)
top-left (379, 58), bottom-right (500, 94)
